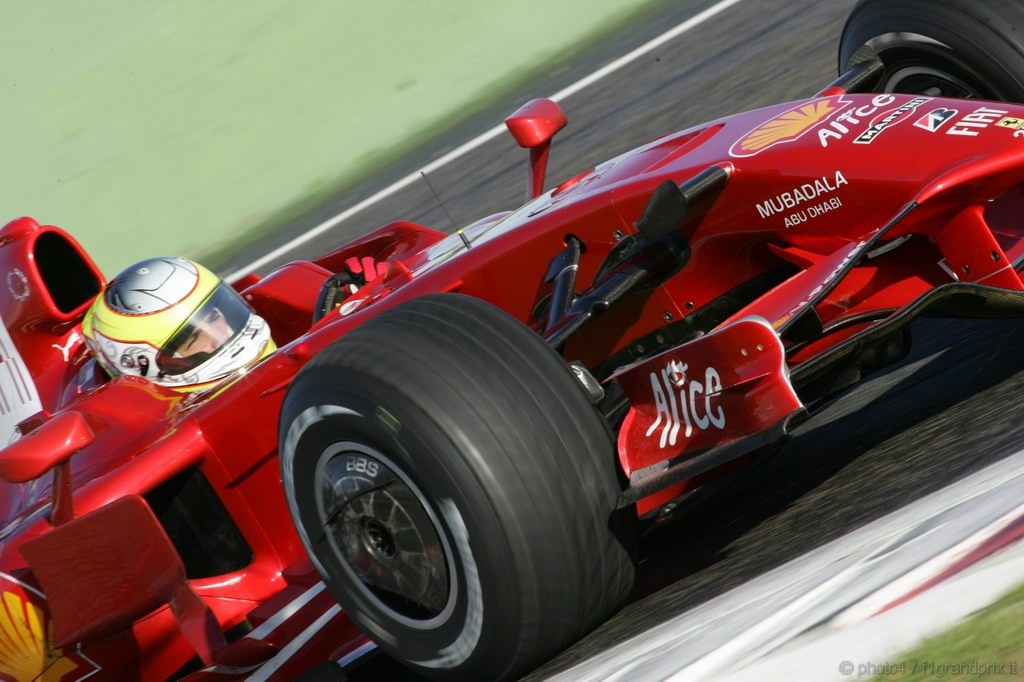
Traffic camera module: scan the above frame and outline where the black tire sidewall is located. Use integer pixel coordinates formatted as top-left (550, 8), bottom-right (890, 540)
top-left (840, 0), bottom-right (1024, 101)
top-left (281, 372), bottom-right (519, 677)
top-left (280, 293), bottom-right (635, 680)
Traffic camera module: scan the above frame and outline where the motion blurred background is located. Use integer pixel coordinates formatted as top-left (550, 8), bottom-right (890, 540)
top-left (0, 0), bottom-right (655, 275)
top-left (7, 1), bottom-right (1024, 677)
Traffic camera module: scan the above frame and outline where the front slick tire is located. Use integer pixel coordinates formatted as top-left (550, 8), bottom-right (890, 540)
top-left (840, 0), bottom-right (1024, 100)
top-left (279, 294), bottom-right (635, 681)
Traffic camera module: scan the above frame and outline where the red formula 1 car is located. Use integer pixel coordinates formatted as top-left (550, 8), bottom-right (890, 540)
top-left (4, 1), bottom-right (1024, 679)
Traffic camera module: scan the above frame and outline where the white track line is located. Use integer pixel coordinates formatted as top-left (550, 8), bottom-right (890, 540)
top-left (832, 500), bottom-right (1024, 627)
top-left (245, 581), bottom-right (326, 641)
top-left (248, 603), bottom-right (344, 681)
top-left (553, 449), bottom-right (1024, 681)
top-left (337, 640), bottom-right (379, 668)
top-left (226, 0), bottom-right (748, 280)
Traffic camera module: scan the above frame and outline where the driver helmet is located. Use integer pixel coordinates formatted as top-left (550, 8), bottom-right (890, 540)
top-left (82, 257), bottom-right (275, 391)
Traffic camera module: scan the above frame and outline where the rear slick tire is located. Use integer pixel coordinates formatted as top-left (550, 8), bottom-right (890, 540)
top-left (279, 293), bottom-right (635, 681)
top-left (840, 0), bottom-right (1024, 101)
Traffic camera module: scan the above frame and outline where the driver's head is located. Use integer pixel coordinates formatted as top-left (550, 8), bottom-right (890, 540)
top-left (82, 257), bottom-right (275, 391)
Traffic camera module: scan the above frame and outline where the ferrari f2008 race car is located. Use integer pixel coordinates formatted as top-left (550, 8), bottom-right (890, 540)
top-left (3, 0), bottom-right (1024, 679)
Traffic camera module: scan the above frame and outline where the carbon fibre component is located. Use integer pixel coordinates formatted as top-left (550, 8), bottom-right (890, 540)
top-left (617, 282), bottom-right (1024, 506)
top-left (819, 50), bottom-right (885, 94)
top-left (546, 236), bottom-right (582, 332)
top-left (791, 282), bottom-right (1024, 402)
top-left (618, 412), bottom-right (806, 508)
top-left (544, 166), bottom-right (729, 348)
top-left (634, 166), bottom-right (730, 243)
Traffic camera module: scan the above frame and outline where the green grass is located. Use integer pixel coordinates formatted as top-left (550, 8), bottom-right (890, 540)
top-left (198, 0), bottom-right (691, 273)
top-left (871, 581), bottom-right (1024, 681)
top-left (0, 0), bottom-right (662, 276)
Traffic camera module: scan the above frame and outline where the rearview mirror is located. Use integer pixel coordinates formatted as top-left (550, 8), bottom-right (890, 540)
top-left (0, 410), bottom-right (92, 483)
top-left (0, 410), bottom-right (93, 524)
top-left (505, 98), bottom-right (568, 201)
top-left (505, 98), bottom-right (567, 149)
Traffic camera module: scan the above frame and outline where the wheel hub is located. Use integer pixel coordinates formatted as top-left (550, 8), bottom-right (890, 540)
top-left (317, 447), bottom-right (451, 619)
top-left (884, 64), bottom-right (981, 98)
top-left (359, 516), bottom-right (397, 560)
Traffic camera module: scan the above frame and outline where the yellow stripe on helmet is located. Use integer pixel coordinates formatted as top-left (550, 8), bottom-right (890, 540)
top-left (83, 262), bottom-right (220, 349)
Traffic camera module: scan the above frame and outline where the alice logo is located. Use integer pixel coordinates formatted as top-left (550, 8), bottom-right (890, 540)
top-left (645, 361), bottom-right (725, 448)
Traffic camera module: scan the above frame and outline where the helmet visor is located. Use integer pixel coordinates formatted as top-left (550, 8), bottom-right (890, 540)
top-left (156, 284), bottom-right (252, 376)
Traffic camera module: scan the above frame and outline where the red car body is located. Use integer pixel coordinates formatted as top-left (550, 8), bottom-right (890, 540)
top-left (3, 83), bottom-right (1024, 679)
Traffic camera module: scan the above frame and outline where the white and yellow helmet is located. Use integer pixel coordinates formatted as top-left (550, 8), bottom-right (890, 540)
top-left (82, 257), bottom-right (275, 391)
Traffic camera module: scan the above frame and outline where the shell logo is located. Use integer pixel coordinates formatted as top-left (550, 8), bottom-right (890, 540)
top-left (730, 97), bottom-right (851, 158)
top-left (0, 590), bottom-right (80, 682)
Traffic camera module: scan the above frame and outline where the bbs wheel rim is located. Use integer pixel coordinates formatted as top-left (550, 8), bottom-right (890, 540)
top-left (883, 63), bottom-right (980, 98)
top-left (864, 33), bottom-right (989, 98)
top-left (314, 442), bottom-right (457, 628)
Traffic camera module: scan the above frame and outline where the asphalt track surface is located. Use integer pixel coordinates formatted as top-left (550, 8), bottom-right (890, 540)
top-left (244, 0), bottom-right (1024, 678)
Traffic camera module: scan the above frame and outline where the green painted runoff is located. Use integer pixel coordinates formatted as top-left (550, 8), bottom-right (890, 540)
top-left (0, 0), bottom-right (658, 275)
